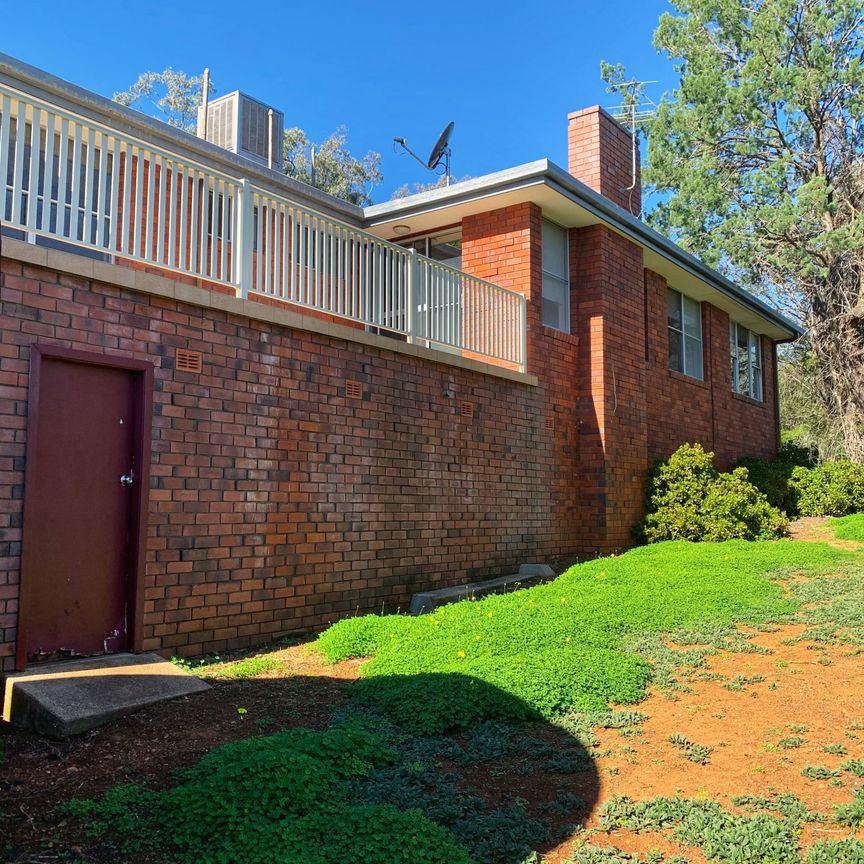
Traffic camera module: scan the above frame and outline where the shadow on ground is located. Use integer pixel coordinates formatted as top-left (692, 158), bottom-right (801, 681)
top-left (1, 670), bottom-right (600, 864)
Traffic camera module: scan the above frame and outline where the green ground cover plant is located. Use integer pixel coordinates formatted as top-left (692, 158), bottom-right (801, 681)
top-left (59, 695), bottom-right (601, 864)
top-left (832, 513), bottom-right (864, 542)
top-left (782, 565), bottom-right (864, 646)
top-left (59, 724), bottom-right (474, 864)
top-left (317, 539), bottom-right (851, 733)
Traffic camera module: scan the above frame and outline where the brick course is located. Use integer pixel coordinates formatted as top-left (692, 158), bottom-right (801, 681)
top-left (644, 268), bottom-right (779, 468)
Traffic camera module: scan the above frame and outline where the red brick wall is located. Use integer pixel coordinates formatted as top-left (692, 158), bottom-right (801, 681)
top-left (0, 252), bottom-right (583, 672)
top-left (463, 202), bottom-right (583, 555)
top-left (644, 267), bottom-right (779, 468)
top-left (571, 225), bottom-right (648, 550)
top-left (568, 106), bottom-right (641, 216)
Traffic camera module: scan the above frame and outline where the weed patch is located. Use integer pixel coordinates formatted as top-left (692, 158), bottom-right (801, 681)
top-left (569, 844), bottom-right (687, 863)
top-left (205, 655), bottom-right (284, 678)
top-left (835, 789), bottom-right (864, 828)
top-left (668, 733), bottom-right (713, 764)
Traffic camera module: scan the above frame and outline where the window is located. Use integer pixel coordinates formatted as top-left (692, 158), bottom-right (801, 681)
top-left (398, 229), bottom-right (463, 346)
top-left (730, 321), bottom-right (763, 400)
top-left (541, 219), bottom-right (570, 332)
top-left (401, 230), bottom-right (462, 268)
top-left (667, 288), bottom-right (703, 379)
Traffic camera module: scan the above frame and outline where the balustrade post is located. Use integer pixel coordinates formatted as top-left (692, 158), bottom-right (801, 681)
top-left (406, 248), bottom-right (418, 343)
top-left (235, 178), bottom-right (254, 298)
top-left (519, 294), bottom-right (528, 373)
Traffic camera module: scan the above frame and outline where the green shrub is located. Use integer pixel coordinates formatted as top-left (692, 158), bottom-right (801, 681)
top-left (700, 470), bottom-right (789, 540)
top-left (731, 442), bottom-right (813, 516)
top-left (637, 444), bottom-right (788, 543)
top-left (791, 460), bottom-right (864, 517)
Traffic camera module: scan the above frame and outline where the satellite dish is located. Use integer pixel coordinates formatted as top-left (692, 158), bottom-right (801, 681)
top-left (427, 121), bottom-right (454, 170)
top-left (393, 121), bottom-right (455, 186)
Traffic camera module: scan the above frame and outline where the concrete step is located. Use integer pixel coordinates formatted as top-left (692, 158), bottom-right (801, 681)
top-left (3, 653), bottom-right (210, 737)
top-left (409, 563), bottom-right (555, 614)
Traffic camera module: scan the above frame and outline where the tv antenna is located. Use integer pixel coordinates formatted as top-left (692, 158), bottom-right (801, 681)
top-left (393, 121), bottom-right (455, 186)
top-left (605, 79), bottom-right (658, 214)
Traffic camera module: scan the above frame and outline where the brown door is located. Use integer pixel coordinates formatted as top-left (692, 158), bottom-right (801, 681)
top-left (20, 353), bottom-right (140, 664)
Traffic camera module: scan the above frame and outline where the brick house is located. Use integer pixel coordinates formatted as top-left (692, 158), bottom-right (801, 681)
top-left (0, 54), bottom-right (797, 674)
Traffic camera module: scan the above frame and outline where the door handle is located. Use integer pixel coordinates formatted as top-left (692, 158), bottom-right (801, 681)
top-left (120, 470), bottom-right (134, 487)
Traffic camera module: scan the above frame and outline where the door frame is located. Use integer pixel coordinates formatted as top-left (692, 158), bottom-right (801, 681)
top-left (16, 345), bottom-right (154, 671)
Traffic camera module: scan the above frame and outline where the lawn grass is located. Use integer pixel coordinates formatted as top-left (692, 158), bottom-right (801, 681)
top-left (832, 513), bottom-right (864, 542)
top-left (317, 540), bottom-right (852, 732)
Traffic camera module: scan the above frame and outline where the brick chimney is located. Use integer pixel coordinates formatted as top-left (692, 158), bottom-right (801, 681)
top-left (567, 106), bottom-right (641, 216)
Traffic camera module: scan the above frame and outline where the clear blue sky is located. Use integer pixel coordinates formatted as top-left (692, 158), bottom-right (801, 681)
top-left (6, 0), bottom-right (678, 202)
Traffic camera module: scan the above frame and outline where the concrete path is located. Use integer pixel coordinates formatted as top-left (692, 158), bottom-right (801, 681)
top-left (3, 653), bottom-right (210, 737)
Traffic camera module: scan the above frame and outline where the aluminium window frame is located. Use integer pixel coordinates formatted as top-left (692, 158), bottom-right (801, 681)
top-left (541, 217), bottom-right (570, 333)
top-left (667, 287), bottom-right (704, 380)
top-left (730, 320), bottom-right (763, 401)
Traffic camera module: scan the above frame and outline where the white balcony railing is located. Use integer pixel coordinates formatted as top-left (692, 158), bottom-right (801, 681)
top-left (0, 82), bottom-right (526, 371)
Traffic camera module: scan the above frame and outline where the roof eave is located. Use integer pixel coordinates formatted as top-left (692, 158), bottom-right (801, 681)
top-left (363, 160), bottom-right (802, 342)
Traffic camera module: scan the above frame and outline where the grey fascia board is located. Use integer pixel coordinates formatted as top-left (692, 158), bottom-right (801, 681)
top-left (0, 52), bottom-right (364, 223)
top-left (363, 161), bottom-right (554, 221)
top-left (364, 159), bottom-right (802, 341)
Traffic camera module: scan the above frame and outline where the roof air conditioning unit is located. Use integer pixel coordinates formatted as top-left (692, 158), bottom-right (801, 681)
top-left (198, 91), bottom-right (284, 169)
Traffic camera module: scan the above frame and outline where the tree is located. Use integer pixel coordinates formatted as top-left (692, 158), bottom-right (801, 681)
top-left (606, 0), bottom-right (864, 461)
top-left (113, 68), bottom-right (212, 132)
top-left (114, 71), bottom-right (382, 205)
top-left (283, 126), bottom-right (381, 206)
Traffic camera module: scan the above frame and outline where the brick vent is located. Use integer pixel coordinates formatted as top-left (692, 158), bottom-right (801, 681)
top-left (459, 401), bottom-right (474, 418)
top-left (345, 379), bottom-right (363, 399)
top-left (175, 348), bottom-right (203, 373)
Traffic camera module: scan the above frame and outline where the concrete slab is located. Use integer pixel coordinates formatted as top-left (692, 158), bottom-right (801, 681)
top-left (3, 653), bottom-right (210, 737)
top-left (409, 564), bottom-right (555, 615)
